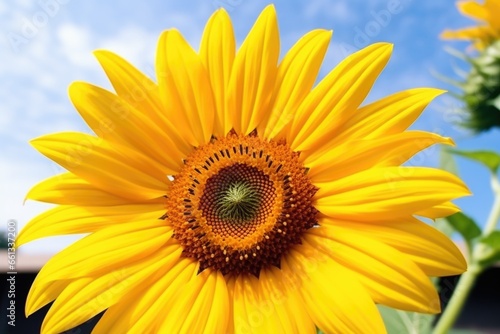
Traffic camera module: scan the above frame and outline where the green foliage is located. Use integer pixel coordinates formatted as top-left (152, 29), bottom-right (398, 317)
top-left (439, 148), bottom-right (460, 176)
top-left (460, 40), bottom-right (500, 132)
top-left (435, 218), bottom-right (456, 238)
top-left (378, 305), bottom-right (434, 334)
top-left (448, 149), bottom-right (500, 174)
top-left (476, 231), bottom-right (500, 269)
top-left (436, 148), bottom-right (459, 237)
top-left (445, 212), bottom-right (482, 254)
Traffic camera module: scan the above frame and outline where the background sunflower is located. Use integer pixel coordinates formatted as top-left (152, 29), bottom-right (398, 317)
top-left (441, 0), bottom-right (500, 49)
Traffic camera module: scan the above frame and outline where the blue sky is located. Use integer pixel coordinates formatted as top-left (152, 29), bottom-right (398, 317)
top-left (1, 0), bottom-right (499, 254)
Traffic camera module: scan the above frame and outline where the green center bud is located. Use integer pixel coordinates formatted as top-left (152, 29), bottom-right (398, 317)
top-left (461, 40), bottom-right (500, 132)
top-left (216, 181), bottom-right (260, 221)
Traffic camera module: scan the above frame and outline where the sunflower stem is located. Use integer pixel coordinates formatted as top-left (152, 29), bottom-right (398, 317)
top-left (433, 173), bottom-right (500, 334)
top-left (432, 263), bottom-right (481, 334)
top-left (483, 174), bottom-right (500, 235)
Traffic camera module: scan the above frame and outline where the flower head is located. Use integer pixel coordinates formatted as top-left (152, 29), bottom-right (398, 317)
top-left (441, 0), bottom-right (500, 49)
top-left (19, 5), bottom-right (469, 334)
top-left (459, 39), bottom-right (500, 132)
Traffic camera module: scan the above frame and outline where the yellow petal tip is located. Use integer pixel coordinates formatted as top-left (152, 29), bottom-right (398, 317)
top-left (440, 30), bottom-right (453, 39)
top-left (214, 7), bottom-right (228, 14)
top-left (264, 3), bottom-right (276, 11)
top-left (435, 88), bottom-right (447, 94)
top-left (92, 49), bottom-right (119, 66)
top-left (68, 81), bottom-right (87, 95)
top-left (374, 42), bottom-right (394, 51)
top-left (259, 4), bottom-right (277, 20)
top-left (444, 136), bottom-right (456, 146)
top-left (92, 49), bottom-right (108, 57)
top-left (322, 29), bottom-right (334, 39)
top-left (25, 299), bottom-right (37, 318)
top-left (417, 87), bottom-right (447, 100)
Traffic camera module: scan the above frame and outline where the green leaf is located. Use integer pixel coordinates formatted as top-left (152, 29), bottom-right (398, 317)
top-left (443, 46), bottom-right (470, 62)
top-left (436, 149), bottom-right (460, 237)
top-left (435, 218), bottom-right (456, 238)
top-left (378, 305), bottom-right (434, 334)
top-left (445, 212), bottom-right (482, 253)
top-left (476, 231), bottom-right (500, 268)
top-left (448, 149), bottom-right (500, 174)
top-left (440, 147), bottom-right (460, 176)
top-left (429, 69), bottom-right (464, 89)
top-left (491, 94), bottom-right (500, 110)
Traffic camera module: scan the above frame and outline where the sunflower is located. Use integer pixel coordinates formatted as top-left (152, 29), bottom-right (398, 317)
top-left (441, 0), bottom-right (500, 49)
top-left (19, 5), bottom-right (469, 334)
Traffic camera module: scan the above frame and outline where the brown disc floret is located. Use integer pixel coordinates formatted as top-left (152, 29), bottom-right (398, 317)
top-left (165, 132), bottom-right (318, 277)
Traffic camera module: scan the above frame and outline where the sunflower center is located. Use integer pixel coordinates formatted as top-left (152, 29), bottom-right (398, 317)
top-left (166, 132), bottom-right (318, 277)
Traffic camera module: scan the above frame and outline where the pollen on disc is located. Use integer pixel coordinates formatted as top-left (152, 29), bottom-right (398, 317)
top-left (166, 132), bottom-right (318, 277)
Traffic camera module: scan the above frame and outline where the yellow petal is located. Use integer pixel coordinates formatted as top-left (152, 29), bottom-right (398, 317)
top-left (486, 0), bottom-right (500, 30)
top-left (232, 274), bottom-right (283, 333)
top-left (225, 275), bottom-right (236, 334)
top-left (305, 226), bottom-right (441, 313)
top-left (351, 89), bottom-right (445, 139)
top-left (158, 270), bottom-right (229, 334)
top-left (200, 272), bottom-right (230, 334)
top-left (25, 172), bottom-right (135, 206)
top-left (259, 29), bottom-right (332, 140)
top-left (40, 243), bottom-right (182, 334)
top-left (31, 132), bottom-right (170, 201)
top-left (285, 246), bottom-right (386, 333)
top-left (458, 0), bottom-right (489, 20)
top-left (232, 275), bottom-right (251, 334)
top-left (416, 201), bottom-right (460, 219)
top-left (93, 50), bottom-right (193, 156)
top-left (126, 259), bottom-right (199, 333)
top-left (156, 29), bottom-right (215, 146)
top-left (314, 166), bottom-right (470, 221)
top-left (314, 88), bottom-right (445, 154)
top-left (260, 267), bottom-right (316, 333)
top-left (92, 258), bottom-right (197, 333)
top-left (322, 217), bottom-right (467, 276)
top-left (440, 0), bottom-right (500, 48)
top-left (440, 26), bottom-right (492, 40)
top-left (307, 131), bottom-right (453, 182)
top-left (28, 221), bottom-right (171, 299)
top-left (200, 8), bottom-right (235, 137)
top-left (69, 82), bottom-right (184, 172)
top-left (25, 279), bottom-right (72, 316)
top-left (17, 202), bottom-right (165, 247)
top-left (227, 5), bottom-right (280, 135)
top-left (288, 43), bottom-right (392, 151)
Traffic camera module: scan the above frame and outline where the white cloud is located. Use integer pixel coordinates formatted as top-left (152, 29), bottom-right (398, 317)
top-left (304, 0), bottom-right (356, 23)
top-left (0, 2), bottom-right (7, 15)
top-left (57, 22), bottom-right (95, 68)
top-left (97, 26), bottom-right (158, 74)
